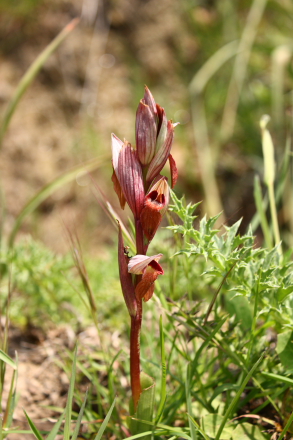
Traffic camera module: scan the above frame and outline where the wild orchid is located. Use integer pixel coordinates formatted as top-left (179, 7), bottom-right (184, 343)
top-left (111, 86), bottom-right (178, 424)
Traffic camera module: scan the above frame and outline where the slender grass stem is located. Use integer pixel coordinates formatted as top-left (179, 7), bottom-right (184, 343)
top-left (268, 183), bottom-right (282, 255)
top-left (220, 0), bottom-right (268, 141)
top-left (278, 409), bottom-right (293, 440)
top-left (246, 277), bottom-right (260, 366)
top-left (214, 352), bottom-right (265, 440)
top-left (0, 18), bottom-right (79, 147)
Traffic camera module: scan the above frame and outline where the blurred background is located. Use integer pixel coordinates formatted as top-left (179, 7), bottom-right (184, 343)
top-left (1, 0), bottom-right (293, 254)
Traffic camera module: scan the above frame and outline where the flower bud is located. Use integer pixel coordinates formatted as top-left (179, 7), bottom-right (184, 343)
top-left (136, 100), bottom-right (157, 165)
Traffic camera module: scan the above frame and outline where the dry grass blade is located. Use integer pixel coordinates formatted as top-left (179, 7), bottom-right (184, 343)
top-left (8, 156), bottom-right (106, 247)
top-left (0, 18), bottom-right (79, 147)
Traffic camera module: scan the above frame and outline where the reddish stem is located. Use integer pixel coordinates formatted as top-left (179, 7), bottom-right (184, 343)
top-left (130, 296), bottom-right (142, 410)
top-left (130, 219), bottom-right (145, 411)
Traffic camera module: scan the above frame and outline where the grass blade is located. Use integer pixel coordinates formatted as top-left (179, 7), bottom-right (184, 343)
top-left (253, 175), bottom-right (272, 248)
top-left (278, 408), bottom-right (293, 440)
top-left (46, 409), bottom-right (66, 440)
top-left (187, 414), bottom-right (210, 440)
top-left (23, 410), bottom-right (44, 440)
top-left (186, 364), bottom-right (198, 440)
top-left (0, 18), bottom-right (79, 146)
top-left (63, 345), bottom-right (78, 440)
top-left (3, 353), bottom-right (18, 429)
top-left (8, 156), bottom-right (106, 247)
top-left (220, 0), bottom-right (268, 140)
top-left (0, 350), bottom-right (16, 370)
top-left (155, 315), bottom-right (167, 423)
top-left (214, 352), bottom-right (265, 440)
top-left (94, 397), bottom-right (116, 440)
top-left (261, 372), bottom-right (293, 386)
top-left (71, 390), bottom-right (88, 440)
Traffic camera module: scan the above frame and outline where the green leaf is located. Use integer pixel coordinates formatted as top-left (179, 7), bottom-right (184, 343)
top-left (3, 355), bottom-right (18, 429)
top-left (253, 175), bottom-right (272, 249)
top-left (201, 414), bottom-right (234, 439)
top-left (46, 410), bottom-right (65, 440)
top-left (129, 372), bottom-right (155, 440)
top-left (156, 316), bottom-right (167, 423)
top-left (94, 397), bottom-right (116, 440)
top-left (23, 410), bottom-right (44, 440)
top-left (231, 423), bottom-right (269, 439)
top-left (225, 292), bottom-right (253, 331)
top-left (0, 350), bottom-right (16, 369)
top-left (64, 345), bottom-right (77, 440)
top-left (186, 364), bottom-right (198, 440)
top-left (214, 353), bottom-right (265, 440)
top-left (261, 372), bottom-right (293, 386)
top-left (71, 390), bottom-right (88, 440)
top-left (276, 331), bottom-right (293, 370)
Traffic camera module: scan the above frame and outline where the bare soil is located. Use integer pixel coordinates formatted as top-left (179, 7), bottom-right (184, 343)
top-left (4, 324), bottom-right (107, 439)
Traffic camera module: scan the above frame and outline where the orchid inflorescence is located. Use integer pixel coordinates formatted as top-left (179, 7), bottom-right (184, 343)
top-left (111, 86), bottom-right (178, 410)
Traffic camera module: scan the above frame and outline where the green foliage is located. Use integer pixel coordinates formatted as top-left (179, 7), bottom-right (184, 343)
top-left (1, 238), bottom-right (81, 326)
top-left (168, 191), bottom-right (293, 330)
top-left (0, 0), bottom-right (43, 17)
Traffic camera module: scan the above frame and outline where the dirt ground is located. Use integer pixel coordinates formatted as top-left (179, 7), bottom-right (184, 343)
top-left (4, 323), bottom-right (117, 439)
top-left (0, 0), bottom-right (196, 254)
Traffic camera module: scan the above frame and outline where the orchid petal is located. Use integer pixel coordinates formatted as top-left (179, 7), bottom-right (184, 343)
top-left (140, 209), bottom-right (162, 241)
top-left (136, 276), bottom-right (156, 302)
top-left (146, 120), bottom-right (174, 182)
top-left (155, 107), bottom-right (167, 154)
top-left (111, 170), bottom-right (126, 209)
top-left (128, 253), bottom-right (163, 274)
top-left (136, 100), bottom-right (157, 165)
top-left (135, 262), bottom-right (163, 302)
top-left (140, 176), bottom-right (169, 241)
top-left (169, 154), bottom-right (178, 188)
top-left (111, 133), bottom-right (123, 172)
top-left (117, 143), bottom-right (145, 219)
top-left (143, 86), bottom-right (157, 117)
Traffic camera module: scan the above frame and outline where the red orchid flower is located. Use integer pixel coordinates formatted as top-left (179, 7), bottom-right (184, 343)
top-left (128, 254), bottom-right (164, 302)
top-left (140, 176), bottom-right (170, 242)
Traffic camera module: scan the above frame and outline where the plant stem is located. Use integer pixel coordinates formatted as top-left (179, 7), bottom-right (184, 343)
top-left (130, 219), bottom-right (145, 410)
top-left (130, 297), bottom-right (143, 410)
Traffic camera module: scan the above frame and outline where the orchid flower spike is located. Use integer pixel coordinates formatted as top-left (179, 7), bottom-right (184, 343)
top-left (128, 254), bottom-right (164, 302)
